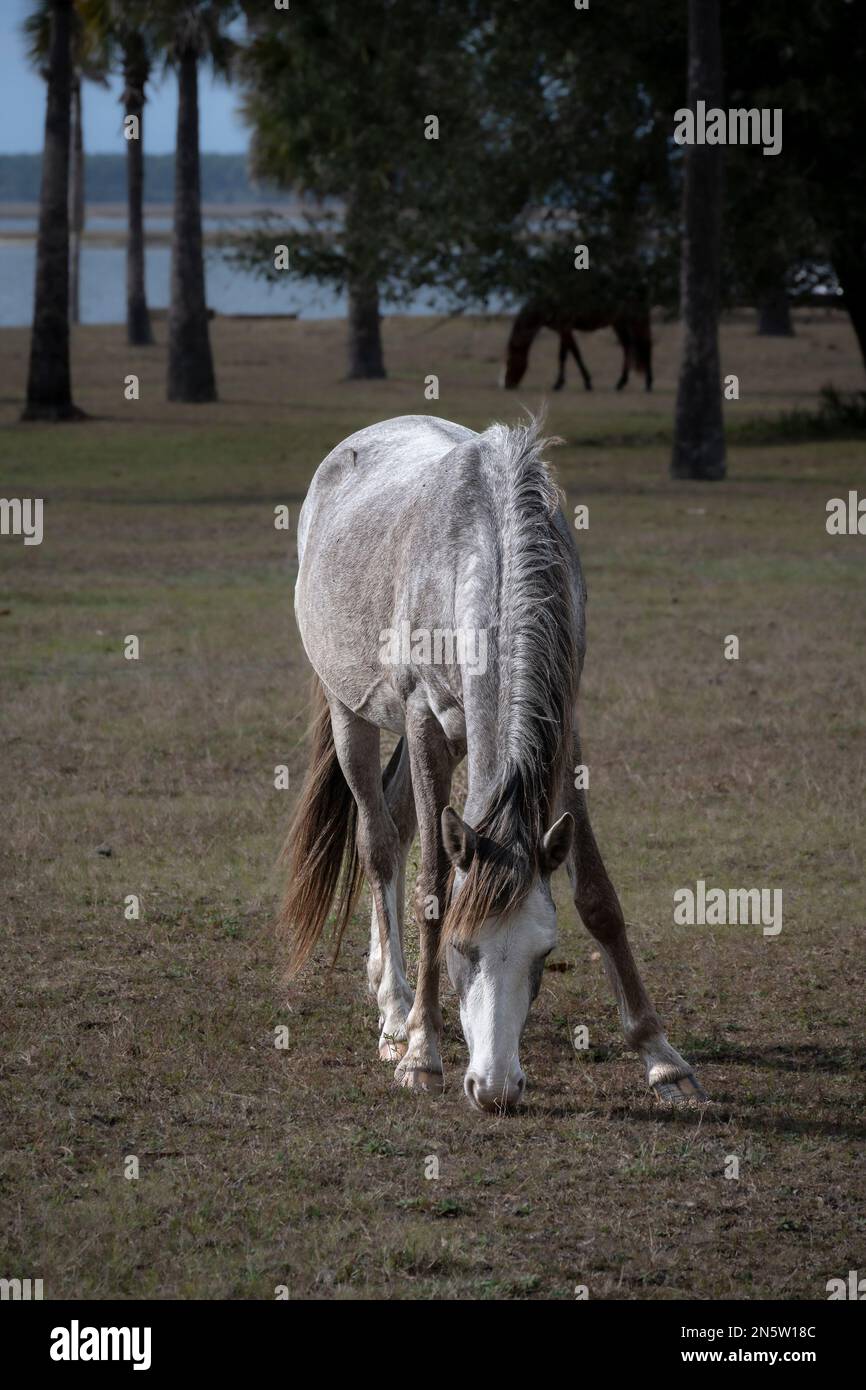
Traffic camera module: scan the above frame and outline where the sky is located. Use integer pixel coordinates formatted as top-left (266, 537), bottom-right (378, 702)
top-left (0, 0), bottom-right (249, 154)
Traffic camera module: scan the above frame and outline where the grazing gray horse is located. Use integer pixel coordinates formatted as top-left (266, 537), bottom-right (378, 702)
top-left (280, 414), bottom-right (705, 1113)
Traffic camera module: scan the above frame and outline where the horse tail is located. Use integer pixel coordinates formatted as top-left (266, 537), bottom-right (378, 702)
top-left (277, 674), bottom-right (363, 978)
top-left (502, 300), bottom-right (546, 388)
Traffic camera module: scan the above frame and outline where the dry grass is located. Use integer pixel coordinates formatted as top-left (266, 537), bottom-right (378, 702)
top-left (0, 307), bottom-right (864, 1300)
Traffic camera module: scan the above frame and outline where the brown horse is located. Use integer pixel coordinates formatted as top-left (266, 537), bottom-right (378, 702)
top-left (502, 299), bottom-right (653, 392)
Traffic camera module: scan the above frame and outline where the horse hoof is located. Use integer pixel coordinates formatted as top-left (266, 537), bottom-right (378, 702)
top-left (652, 1073), bottom-right (708, 1105)
top-left (396, 1065), bottom-right (444, 1095)
top-left (379, 1037), bottom-right (408, 1062)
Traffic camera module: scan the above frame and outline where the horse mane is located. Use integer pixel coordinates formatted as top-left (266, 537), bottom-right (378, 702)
top-left (442, 416), bottom-right (577, 946)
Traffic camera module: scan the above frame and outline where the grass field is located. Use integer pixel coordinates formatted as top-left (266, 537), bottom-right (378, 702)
top-left (1, 308), bottom-right (864, 1300)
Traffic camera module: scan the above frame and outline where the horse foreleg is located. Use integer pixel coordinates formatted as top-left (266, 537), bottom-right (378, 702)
top-left (366, 737), bottom-right (417, 1060)
top-left (394, 701), bottom-right (455, 1094)
top-left (553, 335), bottom-right (568, 391)
top-left (560, 738), bottom-right (707, 1104)
top-left (566, 330), bottom-right (593, 390)
top-left (329, 701), bottom-right (414, 1065)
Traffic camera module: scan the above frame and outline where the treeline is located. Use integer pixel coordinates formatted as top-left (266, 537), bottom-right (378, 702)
top-left (0, 152), bottom-right (289, 203)
top-left (20, 0), bottom-right (866, 479)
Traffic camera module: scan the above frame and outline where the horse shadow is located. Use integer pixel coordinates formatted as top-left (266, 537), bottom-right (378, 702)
top-left (538, 1038), bottom-right (866, 1139)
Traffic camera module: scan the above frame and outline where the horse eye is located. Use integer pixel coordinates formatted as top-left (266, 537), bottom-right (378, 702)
top-left (450, 941), bottom-right (479, 966)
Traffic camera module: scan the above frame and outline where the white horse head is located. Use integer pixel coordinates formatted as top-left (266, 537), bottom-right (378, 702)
top-left (442, 806), bottom-right (573, 1111)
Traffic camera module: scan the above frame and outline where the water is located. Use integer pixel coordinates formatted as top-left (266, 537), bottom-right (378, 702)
top-left (0, 212), bottom-right (268, 235)
top-left (0, 214), bottom-right (470, 325)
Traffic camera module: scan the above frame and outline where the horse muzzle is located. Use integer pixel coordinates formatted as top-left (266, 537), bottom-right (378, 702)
top-left (464, 1068), bottom-right (526, 1113)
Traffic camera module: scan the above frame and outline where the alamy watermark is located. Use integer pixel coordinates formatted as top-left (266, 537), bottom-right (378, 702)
top-left (674, 879), bottom-right (782, 936)
top-left (1, 1276), bottom-right (43, 1299)
top-left (0, 497), bottom-right (43, 545)
top-left (674, 101), bottom-right (782, 157)
top-left (826, 1269), bottom-right (866, 1299)
top-left (379, 621), bottom-right (488, 675)
top-left (826, 491), bottom-right (865, 534)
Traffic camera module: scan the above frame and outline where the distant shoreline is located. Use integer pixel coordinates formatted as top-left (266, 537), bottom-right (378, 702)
top-left (0, 199), bottom-right (304, 247)
top-left (0, 200), bottom-right (299, 217)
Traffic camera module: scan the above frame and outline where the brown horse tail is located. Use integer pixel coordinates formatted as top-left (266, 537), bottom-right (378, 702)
top-left (277, 674), bottom-right (364, 978)
top-left (503, 300), bottom-right (547, 388)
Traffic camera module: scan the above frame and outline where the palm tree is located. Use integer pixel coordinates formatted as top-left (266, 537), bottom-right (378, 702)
top-left (70, 38), bottom-right (110, 324)
top-left (22, 0), bottom-right (82, 420)
top-left (24, 1), bottom-right (74, 322)
top-left (24, 0), bottom-right (109, 328)
top-left (120, 27), bottom-right (155, 345)
top-left (671, 0), bottom-right (726, 480)
top-left (158, 1), bottom-right (238, 403)
top-left (79, 0), bottom-right (156, 345)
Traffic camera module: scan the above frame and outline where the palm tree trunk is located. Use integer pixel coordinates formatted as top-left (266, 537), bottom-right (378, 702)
top-left (23, 0), bottom-right (81, 421)
top-left (69, 75), bottom-right (84, 325)
top-left (167, 47), bottom-right (216, 402)
top-left (124, 40), bottom-right (153, 346)
top-left (671, 0), bottom-right (726, 480)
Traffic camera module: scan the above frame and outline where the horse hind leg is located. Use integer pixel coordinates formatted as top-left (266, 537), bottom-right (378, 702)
top-left (561, 747), bottom-right (707, 1105)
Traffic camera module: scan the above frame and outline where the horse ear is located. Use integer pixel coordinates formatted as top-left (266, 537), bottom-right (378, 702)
top-left (441, 806), bottom-right (477, 870)
top-left (540, 813), bottom-right (573, 875)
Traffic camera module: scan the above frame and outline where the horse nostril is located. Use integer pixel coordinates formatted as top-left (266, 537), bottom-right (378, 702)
top-left (465, 1072), bottom-right (524, 1113)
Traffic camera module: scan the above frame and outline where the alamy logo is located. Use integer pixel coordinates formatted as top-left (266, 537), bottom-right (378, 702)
top-left (673, 101), bottom-right (782, 156)
top-left (379, 621), bottom-right (488, 675)
top-left (50, 1321), bottom-right (152, 1371)
top-left (0, 497), bottom-right (43, 545)
top-left (674, 879), bottom-right (782, 936)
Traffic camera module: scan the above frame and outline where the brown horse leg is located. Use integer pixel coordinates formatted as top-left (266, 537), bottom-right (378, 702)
top-left (560, 736), bottom-right (707, 1104)
top-left (565, 329), bottom-right (593, 390)
top-left (614, 323), bottom-right (631, 390)
top-left (553, 333), bottom-right (568, 391)
top-left (394, 700), bottom-right (456, 1093)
